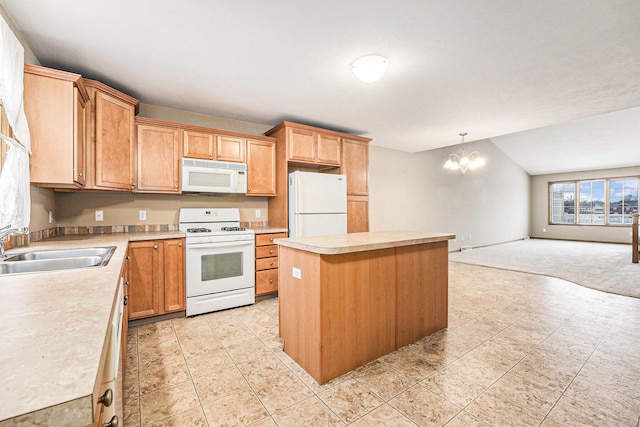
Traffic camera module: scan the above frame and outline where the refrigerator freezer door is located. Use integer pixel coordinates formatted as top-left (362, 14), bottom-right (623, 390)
top-left (290, 172), bottom-right (347, 214)
top-left (290, 213), bottom-right (347, 238)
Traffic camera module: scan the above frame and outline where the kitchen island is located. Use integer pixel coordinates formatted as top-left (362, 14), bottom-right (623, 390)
top-left (274, 230), bottom-right (455, 384)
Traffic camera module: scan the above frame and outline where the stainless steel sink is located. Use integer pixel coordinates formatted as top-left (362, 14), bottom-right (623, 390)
top-left (4, 246), bottom-right (115, 261)
top-left (0, 246), bottom-right (116, 275)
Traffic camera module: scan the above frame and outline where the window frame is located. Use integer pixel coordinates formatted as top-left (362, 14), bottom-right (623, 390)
top-left (548, 176), bottom-right (639, 226)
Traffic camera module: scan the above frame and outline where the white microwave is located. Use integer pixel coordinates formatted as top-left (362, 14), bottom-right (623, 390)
top-left (181, 158), bottom-right (247, 194)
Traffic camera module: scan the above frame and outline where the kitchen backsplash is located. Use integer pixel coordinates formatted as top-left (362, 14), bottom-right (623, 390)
top-left (6, 221), bottom-right (269, 249)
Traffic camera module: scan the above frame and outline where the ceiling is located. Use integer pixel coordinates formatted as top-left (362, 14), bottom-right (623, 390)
top-left (2, 0), bottom-right (639, 175)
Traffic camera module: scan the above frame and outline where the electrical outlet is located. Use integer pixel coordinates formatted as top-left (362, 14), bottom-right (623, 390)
top-left (95, 210), bottom-right (104, 222)
top-left (468, 235), bottom-right (472, 240)
top-left (139, 210), bottom-right (147, 221)
top-left (543, 228), bottom-right (547, 233)
top-left (461, 235), bottom-right (464, 241)
top-left (255, 209), bottom-right (261, 218)
top-left (48, 211), bottom-right (53, 224)
top-left (292, 267), bottom-right (302, 279)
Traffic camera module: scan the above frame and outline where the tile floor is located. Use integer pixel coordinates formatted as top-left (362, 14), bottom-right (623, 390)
top-left (123, 263), bottom-right (640, 426)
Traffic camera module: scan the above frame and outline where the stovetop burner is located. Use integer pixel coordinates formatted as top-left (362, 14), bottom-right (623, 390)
top-left (187, 227), bottom-right (212, 233)
top-left (221, 226), bottom-right (246, 231)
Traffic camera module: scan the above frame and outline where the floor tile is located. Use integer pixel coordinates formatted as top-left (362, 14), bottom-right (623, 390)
top-left (444, 411), bottom-right (491, 427)
top-left (253, 370), bottom-right (314, 414)
top-left (202, 389), bottom-right (269, 427)
top-left (139, 380), bottom-right (199, 426)
top-left (352, 360), bottom-right (416, 400)
top-left (317, 378), bottom-right (384, 423)
top-left (185, 347), bottom-right (234, 378)
top-left (193, 365), bottom-right (250, 404)
top-left (237, 353), bottom-right (289, 386)
top-left (349, 403), bottom-right (415, 426)
top-left (489, 373), bottom-right (561, 416)
top-left (139, 358), bottom-right (191, 395)
top-left (547, 394), bottom-right (634, 427)
top-left (271, 396), bottom-right (344, 427)
top-left (465, 390), bottom-right (545, 427)
top-left (389, 384), bottom-right (460, 426)
top-left (145, 406), bottom-right (208, 427)
top-left (420, 369), bottom-right (485, 407)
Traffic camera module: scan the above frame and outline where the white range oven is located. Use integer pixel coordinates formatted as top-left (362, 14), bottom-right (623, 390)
top-left (179, 208), bottom-right (255, 316)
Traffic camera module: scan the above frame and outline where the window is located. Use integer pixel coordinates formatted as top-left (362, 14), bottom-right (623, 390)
top-left (550, 182), bottom-right (575, 224)
top-left (578, 180), bottom-right (605, 224)
top-left (549, 177), bottom-right (639, 226)
top-left (609, 178), bottom-right (639, 224)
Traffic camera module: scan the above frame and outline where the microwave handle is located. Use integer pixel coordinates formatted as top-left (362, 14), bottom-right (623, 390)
top-left (187, 241), bottom-right (254, 250)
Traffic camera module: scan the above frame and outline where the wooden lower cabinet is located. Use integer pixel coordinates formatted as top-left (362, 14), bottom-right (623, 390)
top-left (128, 238), bottom-right (185, 319)
top-left (347, 196), bottom-right (369, 233)
top-left (255, 232), bottom-right (286, 295)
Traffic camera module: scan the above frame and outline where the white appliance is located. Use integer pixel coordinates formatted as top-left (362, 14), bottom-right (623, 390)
top-left (288, 171), bottom-right (347, 238)
top-left (181, 158), bottom-right (247, 194)
top-left (179, 208), bottom-right (255, 316)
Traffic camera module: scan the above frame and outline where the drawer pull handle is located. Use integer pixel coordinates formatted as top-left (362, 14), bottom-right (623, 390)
top-left (78, 172), bottom-right (83, 178)
top-left (269, 238), bottom-right (274, 242)
top-left (123, 295), bottom-right (128, 306)
top-left (269, 249), bottom-right (274, 254)
top-left (269, 279), bottom-right (274, 284)
top-left (98, 388), bottom-right (113, 407)
top-left (217, 154), bottom-right (221, 158)
top-left (209, 153), bottom-right (214, 157)
top-left (104, 415), bottom-right (118, 427)
top-left (270, 262), bottom-right (274, 266)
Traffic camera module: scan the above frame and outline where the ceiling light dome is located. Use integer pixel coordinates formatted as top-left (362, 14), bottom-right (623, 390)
top-left (351, 55), bottom-right (389, 83)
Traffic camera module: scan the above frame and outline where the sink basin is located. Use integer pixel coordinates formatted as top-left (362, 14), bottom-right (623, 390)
top-left (5, 246), bottom-right (115, 261)
top-left (0, 246), bottom-right (116, 275)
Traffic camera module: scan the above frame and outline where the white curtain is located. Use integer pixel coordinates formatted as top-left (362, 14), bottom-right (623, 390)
top-left (0, 15), bottom-right (31, 230)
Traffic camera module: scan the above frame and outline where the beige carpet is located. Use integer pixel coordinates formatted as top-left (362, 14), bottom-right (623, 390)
top-left (449, 238), bottom-right (640, 298)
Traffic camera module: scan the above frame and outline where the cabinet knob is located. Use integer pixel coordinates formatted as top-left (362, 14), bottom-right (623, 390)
top-left (78, 172), bottom-right (83, 178)
top-left (175, 184), bottom-right (179, 188)
top-left (269, 238), bottom-right (274, 242)
top-left (178, 243), bottom-right (183, 247)
top-left (124, 280), bottom-right (129, 286)
top-left (209, 153), bottom-right (214, 157)
top-left (153, 245), bottom-right (158, 249)
top-left (217, 154), bottom-right (221, 159)
top-left (104, 415), bottom-right (118, 427)
top-left (132, 182), bottom-right (136, 187)
top-left (269, 279), bottom-right (274, 284)
top-left (247, 188), bottom-right (251, 192)
top-left (98, 388), bottom-right (113, 407)
top-left (270, 262), bottom-right (274, 266)
top-left (123, 295), bottom-right (128, 306)
top-left (269, 249), bottom-right (274, 254)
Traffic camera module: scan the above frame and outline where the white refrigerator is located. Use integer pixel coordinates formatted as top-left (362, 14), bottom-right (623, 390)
top-left (288, 171), bottom-right (347, 238)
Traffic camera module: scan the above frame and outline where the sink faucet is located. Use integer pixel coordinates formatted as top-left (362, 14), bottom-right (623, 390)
top-left (0, 225), bottom-right (29, 260)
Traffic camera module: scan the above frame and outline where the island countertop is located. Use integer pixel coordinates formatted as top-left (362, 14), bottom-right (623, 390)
top-left (274, 230), bottom-right (455, 255)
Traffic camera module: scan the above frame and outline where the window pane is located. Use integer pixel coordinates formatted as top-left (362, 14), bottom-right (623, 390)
top-left (550, 182), bottom-right (575, 223)
top-left (578, 180), bottom-right (605, 224)
top-left (609, 178), bottom-right (638, 224)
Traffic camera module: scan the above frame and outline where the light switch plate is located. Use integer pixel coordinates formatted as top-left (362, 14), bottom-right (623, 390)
top-left (95, 210), bottom-right (104, 222)
top-left (139, 210), bottom-right (147, 221)
top-left (292, 267), bottom-right (301, 279)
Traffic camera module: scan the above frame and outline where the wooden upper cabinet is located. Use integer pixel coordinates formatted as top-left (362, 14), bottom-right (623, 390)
top-left (85, 80), bottom-right (139, 191)
top-left (341, 138), bottom-right (369, 196)
top-left (316, 134), bottom-right (341, 165)
top-left (135, 119), bottom-right (182, 193)
top-left (183, 130), bottom-right (214, 160)
top-left (287, 127), bottom-right (316, 163)
top-left (246, 139), bottom-right (276, 196)
top-left (23, 64), bottom-right (90, 188)
top-left (183, 130), bottom-right (246, 163)
top-left (216, 135), bottom-right (245, 162)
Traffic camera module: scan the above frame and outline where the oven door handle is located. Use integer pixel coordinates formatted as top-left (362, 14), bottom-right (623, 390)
top-left (187, 241), bottom-right (254, 250)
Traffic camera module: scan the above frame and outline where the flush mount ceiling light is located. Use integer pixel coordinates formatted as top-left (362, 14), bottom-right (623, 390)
top-left (351, 55), bottom-right (389, 83)
top-left (443, 132), bottom-right (485, 174)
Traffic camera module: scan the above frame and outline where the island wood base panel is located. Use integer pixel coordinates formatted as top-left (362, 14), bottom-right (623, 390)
top-left (278, 241), bottom-right (448, 384)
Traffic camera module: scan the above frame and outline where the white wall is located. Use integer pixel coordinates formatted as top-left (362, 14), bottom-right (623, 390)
top-left (369, 139), bottom-right (531, 251)
top-left (530, 166), bottom-right (640, 243)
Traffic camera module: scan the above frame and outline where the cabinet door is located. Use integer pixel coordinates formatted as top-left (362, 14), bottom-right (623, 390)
top-left (94, 90), bottom-right (136, 190)
top-left (246, 139), bottom-right (276, 196)
top-left (287, 127), bottom-right (316, 163)
top-left (162, 239), bottom-right (185, 313)
top-left (128, 241), bottom-right (161, 319)
top-left (183, 130), bottom-right (214, 160)
top-left (216, 135), bottom-right (245, 162)
top-left (342, 138), bottom-right (369, 195)
top-left (347, 196), bottom-right (369, 233)
top-left (136, 124), bottom-right (181, 193)
top-left (317, 134), bottom-right (341, 165)
top-left (73, 88), bottom-right (87, 186)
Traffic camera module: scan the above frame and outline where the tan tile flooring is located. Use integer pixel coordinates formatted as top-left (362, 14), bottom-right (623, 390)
top-left (124, 263), bottom-right (640, 426)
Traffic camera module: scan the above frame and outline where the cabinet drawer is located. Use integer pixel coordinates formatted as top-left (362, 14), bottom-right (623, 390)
top-left (256, 269), bottom-right (278, 295)
top-left (256, 245), bottom-right (278, 259)
top-left (256, 257), bottom-right (278, 271)
top-left (256, 233), bottom-right (287, 246)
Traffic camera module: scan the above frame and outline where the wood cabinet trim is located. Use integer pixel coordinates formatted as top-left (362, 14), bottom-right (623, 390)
top-left (24, 64), bottom-right (90, 102)
top-left (265, 121), bottom-right (371, 143)
top-left (84, 79), bottom-right (140, 113)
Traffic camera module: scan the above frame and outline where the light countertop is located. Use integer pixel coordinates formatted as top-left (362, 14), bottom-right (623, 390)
top-left (0, 231), bottom-right (184, 425)
top-left (274, 230), bottom-right (455, 255)
top-left (249, 226), bottom-right (288, 234)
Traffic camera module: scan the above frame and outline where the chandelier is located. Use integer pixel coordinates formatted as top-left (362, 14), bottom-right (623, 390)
top-left (443, 132), bottom-right (485, 174)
